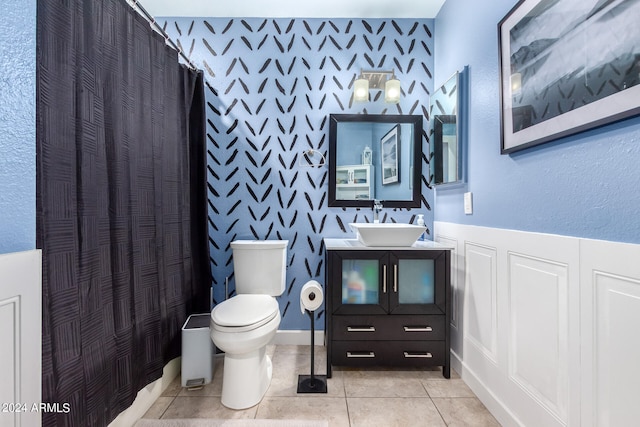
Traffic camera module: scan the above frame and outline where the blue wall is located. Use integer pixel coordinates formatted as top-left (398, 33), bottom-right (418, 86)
top-left (0, 0), bottom-right (37, 254)
top-left (434, 0), bottom-right (640, 244)
top-left (162, 18), bottom-right (435, 329)
top-left (0, 0), bottom-right (36, 253)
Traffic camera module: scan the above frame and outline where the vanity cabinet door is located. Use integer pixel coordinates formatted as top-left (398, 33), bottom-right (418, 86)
top-left (388, 250), bottom-right (448, 315)
top-left (328, 250), bottom-right (389, 315)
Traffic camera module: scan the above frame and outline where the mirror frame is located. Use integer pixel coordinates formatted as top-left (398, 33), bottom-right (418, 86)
top-left (328, 114), bottom-right (423, 208)
top-left (429, 70), bottom-right (464, 186)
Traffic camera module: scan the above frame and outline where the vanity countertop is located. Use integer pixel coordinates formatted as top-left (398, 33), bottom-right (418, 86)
top-left (323, 238), bottom-right (453, 251)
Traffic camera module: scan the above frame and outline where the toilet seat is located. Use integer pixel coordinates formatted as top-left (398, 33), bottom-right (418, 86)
top-left (211, 294), bottom-right (279, 333)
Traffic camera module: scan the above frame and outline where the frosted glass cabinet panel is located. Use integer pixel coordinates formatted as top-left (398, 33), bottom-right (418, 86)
top-left (329, 251), bottom-right (388, 315)
top-left (341, 259), bottom-right (379, 305)
top-left (397, 259), bottom-right (435, 304)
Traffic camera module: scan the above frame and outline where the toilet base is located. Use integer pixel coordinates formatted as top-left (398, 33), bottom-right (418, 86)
top-left (220, 346), bottom-right (272, 409)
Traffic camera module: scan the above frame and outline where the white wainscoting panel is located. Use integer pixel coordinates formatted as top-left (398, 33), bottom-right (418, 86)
top-left (0, 250), bottom-right (42, 427)
top-left (0, 296), bottom-right (19, 426)
top-left (508, 253), bottom-right (568, 422)
top-left (580, 239), bottom-right (640, 427)
top-left (434, 222), bottom-right (612, 427)
top-left (464, 243), bottom-right (498, 363)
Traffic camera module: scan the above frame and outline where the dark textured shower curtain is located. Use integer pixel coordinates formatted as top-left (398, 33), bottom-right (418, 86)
top-left (36, 1), bottom-right (211, 426)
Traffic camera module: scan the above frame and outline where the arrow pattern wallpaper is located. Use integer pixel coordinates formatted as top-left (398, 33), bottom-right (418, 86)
top-left (161, 17), bottom-right (435, 330)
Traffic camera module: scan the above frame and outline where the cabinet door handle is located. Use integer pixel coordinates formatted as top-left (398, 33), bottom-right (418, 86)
top-left (382, 264), bottom-right (387, 293)
top-left (347, 351), bottom-right (376, 358)
top-left (403, 351), bottom-right (433, 358)
top-left (393, 264), bottom-right (398, 293)
top-left (347, 326), bottom-right (376, 332)
top-left (403, 326), bottom-right (433, 332)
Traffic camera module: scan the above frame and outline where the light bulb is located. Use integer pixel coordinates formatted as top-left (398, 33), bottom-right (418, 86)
top-left (354, 77), bottom-right (369, 102)
top-left (385, 78), bottom-right (401, 103)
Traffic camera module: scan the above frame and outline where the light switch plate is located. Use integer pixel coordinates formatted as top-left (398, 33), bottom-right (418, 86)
top-left (464, 192), bottom-right (473, 215)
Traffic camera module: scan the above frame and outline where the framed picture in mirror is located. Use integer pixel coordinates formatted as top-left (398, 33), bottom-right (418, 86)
top-left (381, 125), bottom-right (399, 185)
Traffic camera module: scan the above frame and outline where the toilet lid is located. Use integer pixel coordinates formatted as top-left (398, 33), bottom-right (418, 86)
top-left (211, 294), bottom-right (279, 328)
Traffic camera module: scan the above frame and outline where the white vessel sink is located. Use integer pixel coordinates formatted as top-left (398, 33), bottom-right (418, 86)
top-left (349, 222), bottom-right (426, 247)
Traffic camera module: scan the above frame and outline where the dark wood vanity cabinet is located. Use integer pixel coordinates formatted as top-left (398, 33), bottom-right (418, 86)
top-left (324, 243), bottom-right (451, 378)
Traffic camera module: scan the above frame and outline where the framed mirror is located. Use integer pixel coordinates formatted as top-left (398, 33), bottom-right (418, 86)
top-left (328, 114), bottom-right (423, 208)
top-left (429, 71), bottom-right (463, 185)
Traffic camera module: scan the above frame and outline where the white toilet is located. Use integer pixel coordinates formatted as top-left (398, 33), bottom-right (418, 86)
top-left (210, 239), bottom-right (287, 409)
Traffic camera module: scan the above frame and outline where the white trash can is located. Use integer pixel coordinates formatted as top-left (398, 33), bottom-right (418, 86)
top-left (181, 313), bottom-right (214, 388)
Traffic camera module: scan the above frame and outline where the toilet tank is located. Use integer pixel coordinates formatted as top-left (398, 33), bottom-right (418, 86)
top-left (231, 240), bottom-right (288, 296)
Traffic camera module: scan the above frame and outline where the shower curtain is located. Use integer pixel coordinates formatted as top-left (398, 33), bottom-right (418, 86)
top-left (36, 1), bottom-right (211, 426)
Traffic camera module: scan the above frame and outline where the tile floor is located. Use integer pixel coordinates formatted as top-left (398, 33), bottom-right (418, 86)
top-left (142, 345), bottom-right (500, 427)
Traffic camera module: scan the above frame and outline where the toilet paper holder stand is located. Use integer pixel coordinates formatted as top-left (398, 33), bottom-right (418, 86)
top-left (297, 305), bottom-right (327, 394)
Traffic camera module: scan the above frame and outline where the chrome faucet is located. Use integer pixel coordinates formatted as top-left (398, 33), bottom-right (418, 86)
top-left (373, 199), bottom-right (383, 223)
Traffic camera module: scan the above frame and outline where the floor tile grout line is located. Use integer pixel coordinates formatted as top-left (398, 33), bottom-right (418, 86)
top-left (430, 397), bottom-right (450, 427)
top-left (421, 377), bottom-right (432, 398)
top-left (343, 394), bottom-right (352, 427)
top-left (428, 391), bottom-right (452, 427)
top-left (159, 395), bottom-right (177, 420)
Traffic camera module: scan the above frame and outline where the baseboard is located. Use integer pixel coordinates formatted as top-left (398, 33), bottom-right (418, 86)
top-left (108, 357), bottom-right (181, 427)
top-left (451, 351), bottom-right (523, 427)
top-left (273, 329), bottom-right (325, 346)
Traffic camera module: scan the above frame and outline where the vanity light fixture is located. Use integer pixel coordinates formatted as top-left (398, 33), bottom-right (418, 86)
top-left (353, 70), bottom-right (401, 104)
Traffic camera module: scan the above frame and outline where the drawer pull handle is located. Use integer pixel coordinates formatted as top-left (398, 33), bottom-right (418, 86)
top-left (403, 326), bottom-right (433, 332)
top-left (404, 351), bottom-right (433, 358)
top-left (347, 326), bottom-right (376, 332)
top-left (347, 351), bottom-right (376, 358)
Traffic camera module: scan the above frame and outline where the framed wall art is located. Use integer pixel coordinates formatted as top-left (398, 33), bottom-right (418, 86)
top-left (498, 0), bottom-right (640, 153)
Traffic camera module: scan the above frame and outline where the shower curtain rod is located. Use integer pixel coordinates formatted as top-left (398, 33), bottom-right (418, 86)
top-left (128, 0), bottom-right (199, 71)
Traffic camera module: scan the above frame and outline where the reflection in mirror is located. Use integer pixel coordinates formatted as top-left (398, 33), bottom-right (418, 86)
top-left (433, 115), bottom-right (457, 183)
top-left (429, 71), bottom-right (462, 185)
top-left (329, 114), bottom-right (422, 208)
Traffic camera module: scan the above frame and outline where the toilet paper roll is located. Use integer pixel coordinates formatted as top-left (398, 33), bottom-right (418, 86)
top-left (300, 280), bottom-right (324, 314)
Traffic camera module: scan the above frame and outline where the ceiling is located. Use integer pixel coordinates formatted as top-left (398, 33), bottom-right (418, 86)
top-left (137, 0), bottom-right (446, 18)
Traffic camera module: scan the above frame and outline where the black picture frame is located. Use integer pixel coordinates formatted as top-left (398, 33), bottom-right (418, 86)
top-left (498, 0), bottom-right (640, 153)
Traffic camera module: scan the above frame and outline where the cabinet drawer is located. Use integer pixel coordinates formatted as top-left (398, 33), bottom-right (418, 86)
top-left (387, 341), bottom-right (446, 366)
top-left (331, 341), bottom-right (446, 367)
top-left (332, 315), bottom-right (445, 341)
